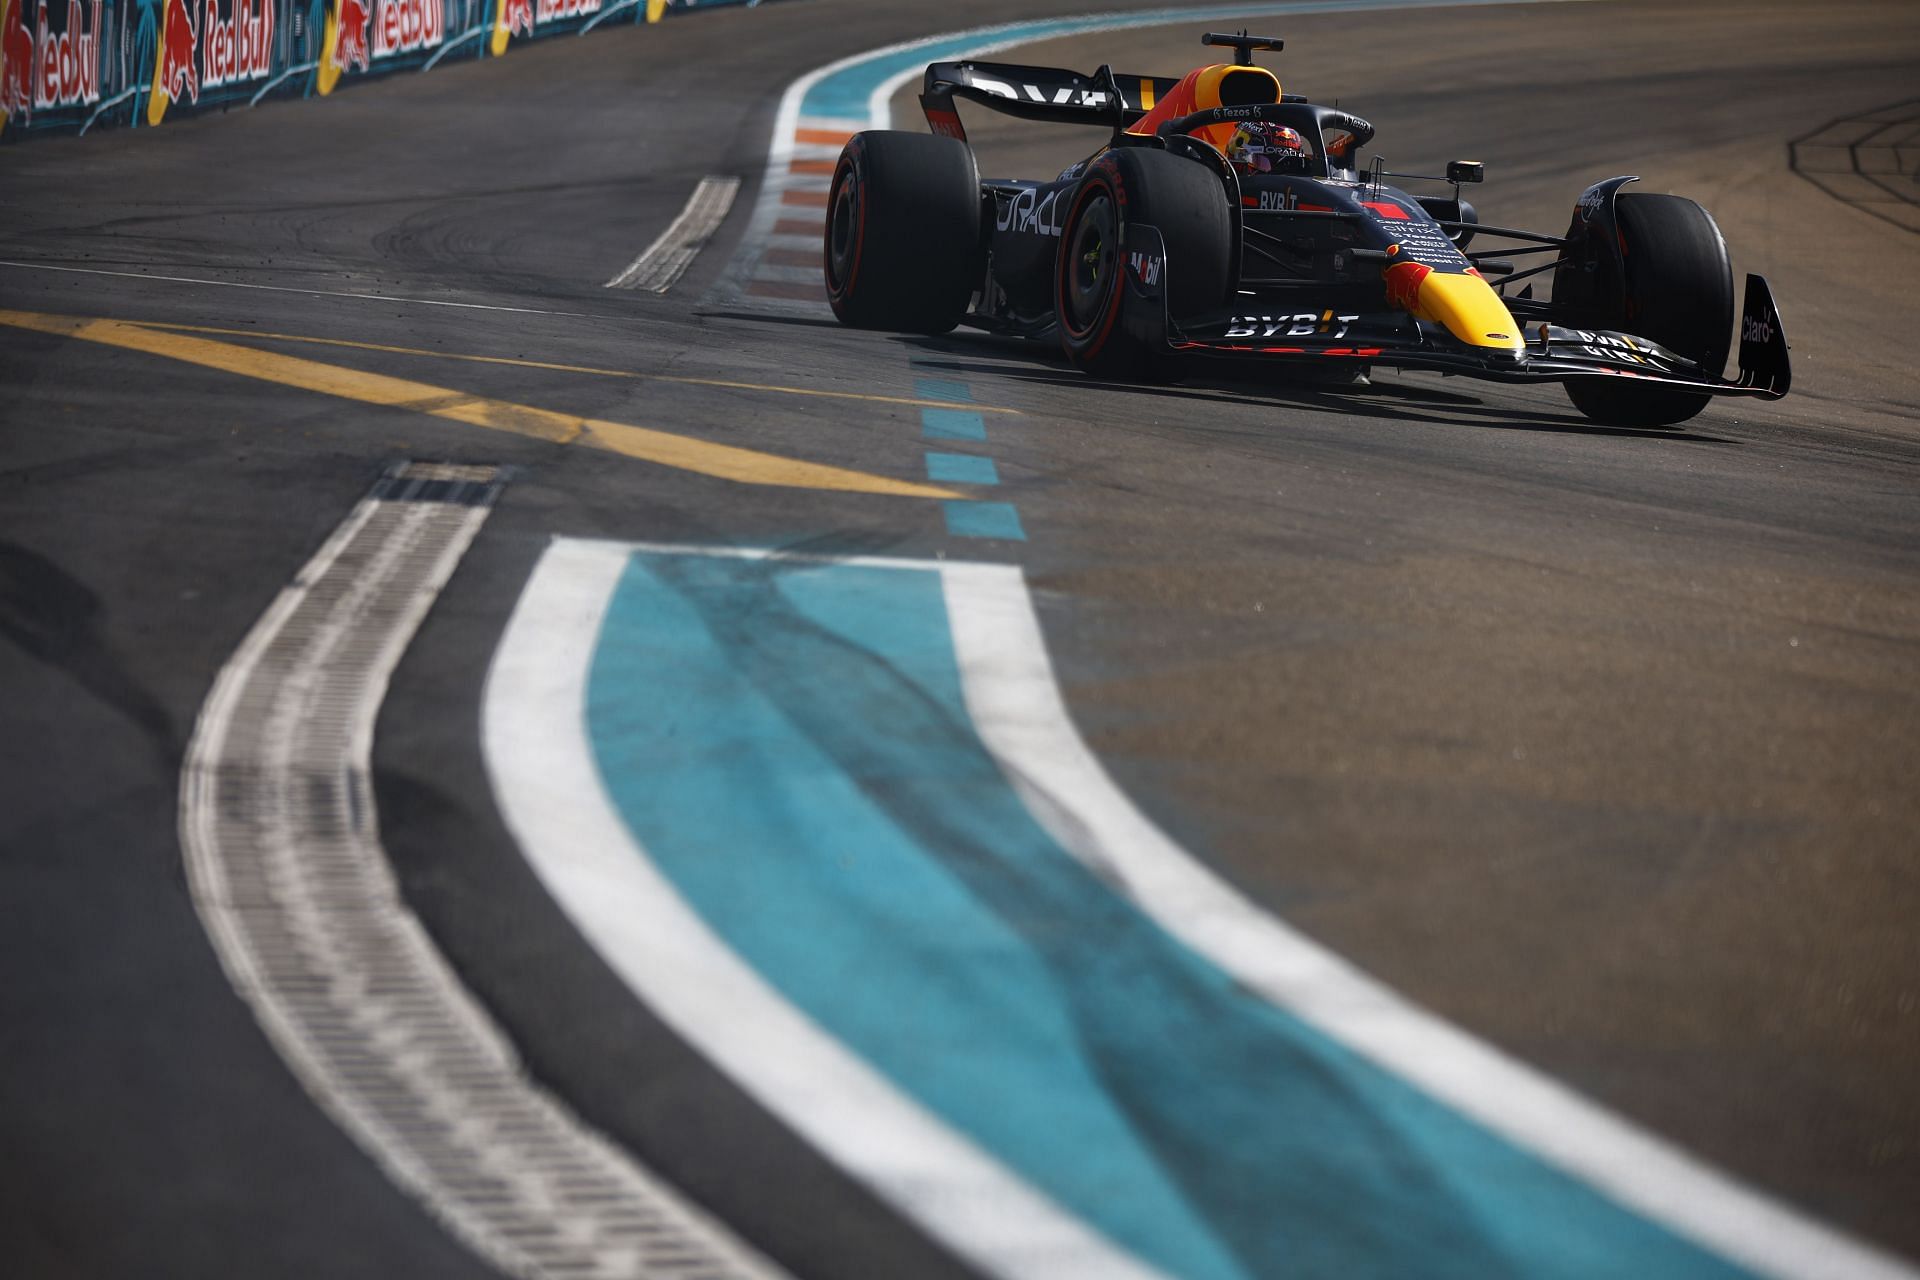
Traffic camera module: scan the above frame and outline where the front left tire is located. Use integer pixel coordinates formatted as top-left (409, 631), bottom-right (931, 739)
top-left (1054, 146), bottom-right (1232, 377)
top-left (1564, 193), bottom-right (1734, 428)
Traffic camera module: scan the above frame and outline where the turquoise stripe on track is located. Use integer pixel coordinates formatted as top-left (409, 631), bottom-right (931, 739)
top-left (944, 500), bottom-right (1024, 540)
top-left (925, 451), bottom-right (1000, 485)
top-left (921, 407), bottom-right (987, 440)
top-left (586, 550), bottom-right (1754, 1280)
top-left (915, 377), bottom-right (973, 402)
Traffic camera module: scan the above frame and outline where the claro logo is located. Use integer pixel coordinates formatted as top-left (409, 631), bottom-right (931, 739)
top-left (1743, 314), bottom-right (1775, 345)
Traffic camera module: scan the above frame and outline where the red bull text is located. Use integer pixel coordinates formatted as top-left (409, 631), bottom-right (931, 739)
top-left (29, 0), bottom-right (103, 110)
top-left (371, 0), bottom-right (441, 59)
top-left (202, 0), bottom-right (272, 90)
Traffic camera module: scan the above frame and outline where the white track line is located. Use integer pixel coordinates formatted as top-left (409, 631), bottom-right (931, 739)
top-left (0, 261), bottom-right (613, 317)
top-left (485, 538), bottom-right (1920, 1279)
top-left (940, 560), bottom-right (1920, 1280)
top-left (606, 177), bottom-right (742, 291)
top-left (482, 537), bottom-right (1169, 1280)
top-left (180, 468), bottom-right (788, 1280)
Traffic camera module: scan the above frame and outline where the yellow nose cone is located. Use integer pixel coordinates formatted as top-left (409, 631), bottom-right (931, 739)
top-left (1384, 262), bottom-right (1523, 352)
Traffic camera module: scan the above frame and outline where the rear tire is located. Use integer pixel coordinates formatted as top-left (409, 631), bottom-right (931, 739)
top-left (824, 131), bottom-right (980, 334)
top-left (1054, 147), bottom-right (1231, 377)
top-left (1564, 193), bottom-right (1733, 427)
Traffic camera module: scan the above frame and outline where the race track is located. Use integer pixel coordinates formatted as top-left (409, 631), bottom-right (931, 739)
top-left (3, 1), bottom-right (1918, 1276)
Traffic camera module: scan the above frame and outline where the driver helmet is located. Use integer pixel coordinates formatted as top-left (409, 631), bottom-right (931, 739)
top-left (1225, 122), bottom-right (1309, 174)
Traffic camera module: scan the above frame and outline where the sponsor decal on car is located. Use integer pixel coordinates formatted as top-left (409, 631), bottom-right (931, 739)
top-left (997, 185), bottom-right (1067, 239)
top-left (1577, 183), bottom-right (1609, 222)
top-left (1225, 311), bottom-right (1361, 339)
top-left (1250, 188), bottom-right (1333, 213)
top-left (965, 73), bottom-right (1111, 109)
top-left (1383, 260), bottom-right (1431, 312)
top-left (925, 106), bottom-right (965, 140)
top-left (1551, 328), bottom-right (1675, 368)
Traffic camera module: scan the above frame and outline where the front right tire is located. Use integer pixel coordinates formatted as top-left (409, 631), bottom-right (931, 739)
top-left (1564, 193), bottom-right (1734, 428)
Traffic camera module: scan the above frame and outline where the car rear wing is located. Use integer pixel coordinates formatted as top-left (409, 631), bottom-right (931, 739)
top-left (920, 60), bottom-right (1182, 141)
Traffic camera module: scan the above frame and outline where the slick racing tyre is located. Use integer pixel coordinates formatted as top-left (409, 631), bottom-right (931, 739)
top-left (825, 131), bottom-right (980, 334)
top-left (1565, 193), bottom-right (1734, 428)
top-left (1054, 147), bottom-right (1231, 378)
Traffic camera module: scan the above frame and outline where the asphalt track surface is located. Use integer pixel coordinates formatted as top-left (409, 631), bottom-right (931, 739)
top-left (2, 1), bottom-right (1918, 1276)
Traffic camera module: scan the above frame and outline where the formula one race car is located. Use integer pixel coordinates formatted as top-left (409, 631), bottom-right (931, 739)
top-left (822, 31), bottom-right (1790, 427)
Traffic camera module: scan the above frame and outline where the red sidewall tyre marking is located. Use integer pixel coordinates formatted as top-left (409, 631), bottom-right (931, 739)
top-left (826, 149), bottom-right (867, 308)
top-left (1057, 174), bottom-right (1126, 363)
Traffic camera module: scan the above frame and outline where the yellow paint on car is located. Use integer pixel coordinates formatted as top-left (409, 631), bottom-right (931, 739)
top-left (1412, 272), bottom-right (1524, 352)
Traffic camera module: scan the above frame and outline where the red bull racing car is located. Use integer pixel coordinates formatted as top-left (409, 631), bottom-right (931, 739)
top-left (822, 31), bottom-right (1790, 427)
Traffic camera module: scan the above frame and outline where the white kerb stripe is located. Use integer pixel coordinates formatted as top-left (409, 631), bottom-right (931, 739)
top-left (180, 466), bottom-right (787, 1280)
top-left (607, 176), bottom-right (742, 291)
top-left (481, 537), bottom-right (1171, 1280)
top-left (940, 559), bottom-right (1918, 1280)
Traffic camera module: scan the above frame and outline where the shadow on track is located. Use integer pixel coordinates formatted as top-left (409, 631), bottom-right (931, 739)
top-left (897, 336), bottom-right (1734, 445)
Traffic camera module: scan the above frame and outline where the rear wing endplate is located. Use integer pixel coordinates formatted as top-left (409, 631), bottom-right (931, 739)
top-left (920, 60), bottom-right (1181, 141)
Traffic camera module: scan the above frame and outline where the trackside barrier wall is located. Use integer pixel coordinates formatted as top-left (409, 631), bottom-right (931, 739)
top-left (0, 0), bottom-right (782, 140)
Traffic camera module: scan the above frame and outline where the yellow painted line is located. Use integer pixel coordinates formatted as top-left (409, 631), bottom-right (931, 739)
top-left (127, 320), bottom-right (1021, 415)
top-left (0, 309), bottom-right (963, 500)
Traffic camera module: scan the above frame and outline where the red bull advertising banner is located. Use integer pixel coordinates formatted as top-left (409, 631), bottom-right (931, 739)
top-left (0, 0), bottom-right (783, 138)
